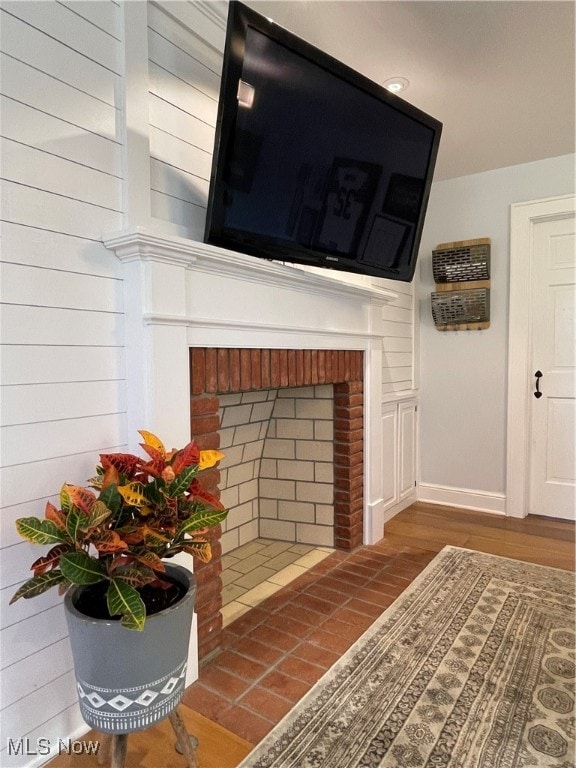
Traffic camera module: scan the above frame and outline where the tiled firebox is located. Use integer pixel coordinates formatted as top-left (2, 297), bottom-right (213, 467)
top-left (189, 347), bottom-right (364, 660)
top-left (219, 385), bottom-right (336, 552)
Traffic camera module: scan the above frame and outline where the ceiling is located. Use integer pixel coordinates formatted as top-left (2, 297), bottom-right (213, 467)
top-left (248, 1), bottom-right (575, 181)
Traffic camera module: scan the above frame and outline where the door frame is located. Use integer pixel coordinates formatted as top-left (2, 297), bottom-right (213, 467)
top-left (506, 194), bottom-right (576, 518)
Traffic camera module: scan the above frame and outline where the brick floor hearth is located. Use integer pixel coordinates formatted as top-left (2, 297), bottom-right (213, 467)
top-left (182, 538), bottom-right (436, 746)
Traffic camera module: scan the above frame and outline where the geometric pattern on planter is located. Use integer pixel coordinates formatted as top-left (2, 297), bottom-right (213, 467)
top-left (76, 661), bottom-right (187, 734)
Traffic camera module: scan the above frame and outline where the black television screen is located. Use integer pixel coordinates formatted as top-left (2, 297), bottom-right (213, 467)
top-left (205, 1), bottom-right (442, 282)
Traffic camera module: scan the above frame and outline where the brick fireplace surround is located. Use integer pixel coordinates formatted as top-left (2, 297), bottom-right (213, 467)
top-left (190, 347), bottom-right (364, 659)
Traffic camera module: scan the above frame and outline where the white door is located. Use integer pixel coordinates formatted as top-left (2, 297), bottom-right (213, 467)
top-left (507, 195), bottom-right (576, 520)
top-left (529, 214), bottom-right (576, 519)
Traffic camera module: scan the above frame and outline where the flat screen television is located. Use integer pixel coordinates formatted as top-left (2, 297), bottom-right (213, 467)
top-left (204, 1), bottom-right (442, 282)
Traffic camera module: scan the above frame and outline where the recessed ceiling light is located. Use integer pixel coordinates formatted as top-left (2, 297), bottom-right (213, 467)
top-left (383, 77), bottom-right (410, 94)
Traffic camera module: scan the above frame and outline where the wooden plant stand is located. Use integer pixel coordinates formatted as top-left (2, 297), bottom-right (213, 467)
top-left (97, 707), bottom-right (199, 768)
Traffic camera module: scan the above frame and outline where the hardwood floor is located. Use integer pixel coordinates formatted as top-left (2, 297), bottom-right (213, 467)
top-left (47, 503), bottom-right (574, 768)
top-left (384, 502), bottom-right (575, 571)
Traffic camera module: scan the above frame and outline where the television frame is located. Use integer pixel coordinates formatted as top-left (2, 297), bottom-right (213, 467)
top-left (204, 1), bottom-right (442, 282)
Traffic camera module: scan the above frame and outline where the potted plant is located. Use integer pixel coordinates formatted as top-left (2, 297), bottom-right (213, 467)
top-left (10, 430), bottom-right (228, 733)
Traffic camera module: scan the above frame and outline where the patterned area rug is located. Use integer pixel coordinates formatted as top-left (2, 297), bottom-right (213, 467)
top-left (238, 546), bottom-right (575, 768)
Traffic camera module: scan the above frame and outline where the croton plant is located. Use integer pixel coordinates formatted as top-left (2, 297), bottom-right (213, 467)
top-left (10, 431), bottom-right (228, 630)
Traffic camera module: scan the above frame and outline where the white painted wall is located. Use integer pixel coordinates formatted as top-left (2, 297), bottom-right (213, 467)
top-left (417, 154), bottom-right (576, 512)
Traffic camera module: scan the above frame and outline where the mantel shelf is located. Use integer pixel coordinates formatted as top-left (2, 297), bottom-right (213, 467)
top-left (104, 228), bottom-right (399, 305)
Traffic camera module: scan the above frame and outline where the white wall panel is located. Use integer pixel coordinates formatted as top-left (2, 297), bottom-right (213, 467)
top-left (151, 158), bottom-right (210, 208)
top-left (2, 415), bottom-right (125, 467)
top-left (148, 27), bottom-right (221, 98)
top-left (2, 181), bottom-right (121, 239)
top-left (0, 2), bottom-right (126, 757)
top-left (1, 10), bottom-right (118, 105)
top-left (58, 0), bottom-right (121, 38)
top-left (148, 61), bottom-right (217, 125)
top-left (1, 670), bottom-right (78, 755)
top-left (1, 263), bottom-right (123, 312)
top-left (149, 93), bottom-right (215, 152)
top-left (1, 223), bottom-right (123, 278)
top-left (0, 56), bottom-right (119, 141)
top-left (3, 140), bottom-right (122, 210)
top-left (1, 98), bottom-right (121, 177)
top-left (0, 305), bottom-right (123, 346)
top-left (149, 0), bottom-right (226, 59)
top-left (0, 344), bottom-right (125, 386)
top-left (150, 126), bottom-right (212, 180)
top-left (1, 638), bottom-right (73, 710)
top-left (0, 605), bottom-right (69, 671)
top-left (2, 1), bottom-right (120, 72)
top-left (1, 451), bottom-right (122, 510)
top-left (151, 188), bottom-right (204, 237)
top-left (1, 380), bottom-right (126, 426)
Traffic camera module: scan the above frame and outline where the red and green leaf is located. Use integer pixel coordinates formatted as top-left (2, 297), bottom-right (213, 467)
top-left (138, 430), bottom-right (166, 459)
top-left (10, 571), bottom-right (68, 603)
top-left (65, 485), bottom-right (97, 515)
top-left (44, 501), bottom-right (66, 531)
top-left (31, 544), bottom-right (69, 576)
top-left (171, 441), bottom-right (200, 476)
top-left (177, 507), bottom-right (228, 535)
top-left (15, 517), bottom-right (67, 546)
top-left (91, 530), bottom-right (128, 554)
top-left (112, 566), bottom-right (157, 588)
top-left (118, 482), bottom-right (147, 508)
top-left (182, 539), bottom-right (212, 563)
top-left (101, 464), bottom-right (120, 488)
top-left (166, 465), bottom-right (198, 498)
top-left (133, 551), bottom-right (166, 572)
top-left (82, 500), bottom-right (113, 530)
top-left (100, 453), bottom-right (140, 478)
top-left (107, 578), bottom-right (145, 631)
top-left (98, 483), bottom-right (122, 515)
top-left (143, 526), bottom-right (171, 551)
top-left (188, 479), bottom-right (226, 510)
top-left (59, 552), bottom-right (107, 585)
top-left (66, 508), bottom-right (87, 543)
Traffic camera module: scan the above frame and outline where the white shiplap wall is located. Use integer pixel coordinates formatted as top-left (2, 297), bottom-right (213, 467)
top-left (148, 0), bottom-right (225, 240)
top-left (0, 1), bottom-right (417, 761)
top-left (380, 280), bottom-right (416, 396)
top-left (0, 2), bottom-right (125, 764)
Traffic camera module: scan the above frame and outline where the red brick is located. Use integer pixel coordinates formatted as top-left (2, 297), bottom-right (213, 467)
top-left (217, 348), bottom-right (229, 392)
top-left (277, 349), bottom-right (287, 387)
top-left (296, 349), bottom-right (305, 386)
top-left (303, 349), bottom-right (312, 383)
top-left (229, 348), bottom-right (241, 391)
top-left (205, 348), bottom-right (218, 392)
top-left (190, 395), bottom-right (219, 415)
top-left (240, 349), bottom-right (252, 390)
top-left (270, 349), bottom-right (281, 387)
top-left (251, 349), bottom-right (262, 390)
top-left (261, 349), bottom-right (271, 388)
top-left (190, 348), bottom-right (206, 395)
top-left (191, 414), bottom-right (220, 435)
top-left (288, 349), bottom-right (297, 386)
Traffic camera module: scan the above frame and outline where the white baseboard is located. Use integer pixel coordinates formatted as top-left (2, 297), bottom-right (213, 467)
top-left (418, 484), bottom-right (506, 515)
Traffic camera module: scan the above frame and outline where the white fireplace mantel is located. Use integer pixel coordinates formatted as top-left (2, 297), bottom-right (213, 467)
top-left (105, 227), bottom-right (399, 305)
top-left (104, 227), bottom-right (396, 549)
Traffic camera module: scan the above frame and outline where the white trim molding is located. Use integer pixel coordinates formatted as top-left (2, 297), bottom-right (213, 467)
top-left (418, 483), bottom-right (506, 515)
